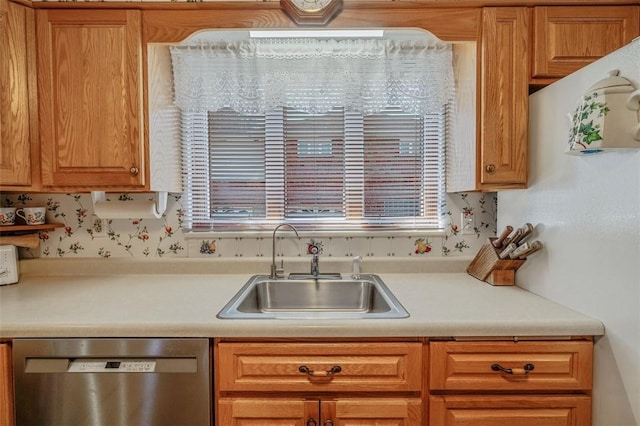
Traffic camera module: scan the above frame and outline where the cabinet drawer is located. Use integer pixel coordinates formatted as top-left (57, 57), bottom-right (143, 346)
top-left (430, 395), bottom-right (591, 426)
top-left (217, 342), bottom-right (422, 393)
top-left (429, 341), bottom-right (592, 392)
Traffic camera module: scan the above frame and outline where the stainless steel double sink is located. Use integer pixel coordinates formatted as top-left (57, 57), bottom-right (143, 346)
top-left (217, 274), bottom-right (409, 319)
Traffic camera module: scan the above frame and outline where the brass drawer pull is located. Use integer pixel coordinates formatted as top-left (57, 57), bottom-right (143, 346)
top-left (306, 418), bottom-right (317, 426)
top-left (298, 365), bottom-right (342, 377)
top-left (491, 363), bottom-right (535, 375)
top-left (324, 420), bottom-right (334, 426)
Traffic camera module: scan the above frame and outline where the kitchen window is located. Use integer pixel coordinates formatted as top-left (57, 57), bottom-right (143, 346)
top-left (171, 31), bottom-right (454, 231)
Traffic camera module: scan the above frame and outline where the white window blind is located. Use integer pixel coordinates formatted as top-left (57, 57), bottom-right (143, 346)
top-left (181, 106), bottom-right (446, 230)
top-left (284, 108), bottom-right (345, 219)
top-left (173, 34), bottom-right (453, 231)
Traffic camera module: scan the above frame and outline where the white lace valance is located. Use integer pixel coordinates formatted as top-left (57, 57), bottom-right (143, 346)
top-left (170, 36), bottom-right (454, 116)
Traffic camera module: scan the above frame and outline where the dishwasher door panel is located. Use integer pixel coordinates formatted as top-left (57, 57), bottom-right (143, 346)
top-left (13, 338), bottom-right (211, 426)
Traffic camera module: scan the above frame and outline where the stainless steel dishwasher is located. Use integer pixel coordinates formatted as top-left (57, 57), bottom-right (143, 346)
top-left (13, 338), bottom-right (211, 426)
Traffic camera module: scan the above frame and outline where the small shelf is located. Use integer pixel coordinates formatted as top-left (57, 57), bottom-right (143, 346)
top-left (0, 223), bottom-right (64, 234)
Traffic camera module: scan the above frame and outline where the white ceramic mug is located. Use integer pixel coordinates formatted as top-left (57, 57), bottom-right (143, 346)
top-left (16, 207), bottom-right (46, 225)
top-left (0, 207), bottom-right (16, 225)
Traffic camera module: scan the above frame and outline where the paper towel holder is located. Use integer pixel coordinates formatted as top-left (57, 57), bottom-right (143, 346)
top-left (91, 191), bottom-right (168, 219)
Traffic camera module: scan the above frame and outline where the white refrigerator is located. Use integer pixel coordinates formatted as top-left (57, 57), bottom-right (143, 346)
top-left (498, 39), bottom-right (640, 425)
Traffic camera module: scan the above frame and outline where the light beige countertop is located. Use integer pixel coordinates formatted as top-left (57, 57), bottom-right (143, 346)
top-left (0, 258), bottom-right (604, 339)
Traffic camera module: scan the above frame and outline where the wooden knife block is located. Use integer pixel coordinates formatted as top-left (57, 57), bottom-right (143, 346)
top-left (467, 238), bottom-right (526, 286)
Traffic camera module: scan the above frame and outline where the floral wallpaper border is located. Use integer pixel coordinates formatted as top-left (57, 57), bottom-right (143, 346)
top-left (1, 192), bottom-right (497, 259)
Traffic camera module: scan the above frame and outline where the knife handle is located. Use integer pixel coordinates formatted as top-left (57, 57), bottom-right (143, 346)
top-left (509, 242), bottom-right (531, 259)
top-left (515, 223), bottom-right (534, 245)
top-left (504, 228), bottom-right (523, 247)
top-left (493, 226), bottom-right (513, 248)
top-left (518, 241), bottom-right (543, 259)
top-left (499, 243), bottom-right (517, 259)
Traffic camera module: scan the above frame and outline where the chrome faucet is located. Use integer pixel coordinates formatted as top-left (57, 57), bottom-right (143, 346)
top-left (270, 223), bottom-right (299, 279)
top-left (308, 242), bottom-right (321, 277)
top-left (351, 255), bottom-right (362, 279)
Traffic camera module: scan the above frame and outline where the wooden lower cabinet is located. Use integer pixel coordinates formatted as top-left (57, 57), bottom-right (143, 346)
top-left (218, 397), bottom-right (422, 425)
top-left (0, 343), bottom-right (14, 426)
top-left (428, 340), bottom-right (593, 426)
top-left (429, 395), bottom-right (592, 426)
top-left (215, 341), bottom-right (424, 425)
top-left (215, 339), bottom-right (594, 426)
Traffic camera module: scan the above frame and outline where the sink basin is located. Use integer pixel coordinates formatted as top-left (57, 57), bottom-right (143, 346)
top-left (217, 274), bottom-right (409, 319)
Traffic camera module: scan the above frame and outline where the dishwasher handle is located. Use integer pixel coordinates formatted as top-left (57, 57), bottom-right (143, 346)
top-left (24, 357), bottom-right (198, 373)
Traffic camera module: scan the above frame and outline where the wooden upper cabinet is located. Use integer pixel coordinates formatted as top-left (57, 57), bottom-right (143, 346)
top-left (37, 9), bottom-right (145, 190)
top-left (0, 0), bottom-right (38, 190)
top-left (533, 6), bottom-right (640, 79)
top-left (479, 8), bottom-right (529, 189)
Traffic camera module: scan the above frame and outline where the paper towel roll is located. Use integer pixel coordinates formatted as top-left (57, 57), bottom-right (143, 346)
top-left (93, 200), bottom-right (163, 219)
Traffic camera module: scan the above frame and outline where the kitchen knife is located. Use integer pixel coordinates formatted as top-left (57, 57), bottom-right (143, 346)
top-left (513, 223), bottom-right (534, 245)
top-left (498, 243), bottom-right (517, 259)
top-left (517, 241), bottom-right (543, 259)
top-left (503, 228), bottom-right (523, 247)
top-left (492, 225), bottom-right (513, 248)
top-left (509, 242), bottom-right (531, 259)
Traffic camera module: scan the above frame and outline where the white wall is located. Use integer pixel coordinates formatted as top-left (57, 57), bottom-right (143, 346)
top-left (499, 40), bottom-right (640, 426)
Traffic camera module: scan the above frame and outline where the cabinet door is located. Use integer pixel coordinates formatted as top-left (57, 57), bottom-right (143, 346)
top-left (533, 6), bottom-right (640, 79)
top-left (479, 8), bottom-right (529, 189)
top-left (37, 9), bottom-right (145, 189)
top-left (0, 343), bottom-right (13, 426)
top-left (323, 398), bottom-right (422, 426)
top-left (217, 398), bottom-right (318, 426)
top-left (430, 395), bottom-right (591, 426)
top-left (0, 0), bottom-right (37, 189)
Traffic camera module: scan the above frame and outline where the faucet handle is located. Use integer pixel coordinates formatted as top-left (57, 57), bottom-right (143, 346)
top-left (307, 243), bottom-right (321, 255)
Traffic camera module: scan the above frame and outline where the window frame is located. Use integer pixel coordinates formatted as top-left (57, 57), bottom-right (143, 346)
top-left (181, 105), bottom-right (447, 232)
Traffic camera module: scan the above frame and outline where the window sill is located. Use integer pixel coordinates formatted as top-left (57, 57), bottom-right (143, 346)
top-left (183, 228), bottom-right (446, 240)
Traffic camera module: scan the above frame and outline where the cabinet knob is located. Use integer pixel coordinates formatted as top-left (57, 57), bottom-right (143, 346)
top-left (130, 167), bottom-right (139, 176)
top-left (485, 164), bottom-right (496, 174)
top-left (323, 421), bottom-right (334, 426)
top-left (306, 418), bottom-right (317, 426)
